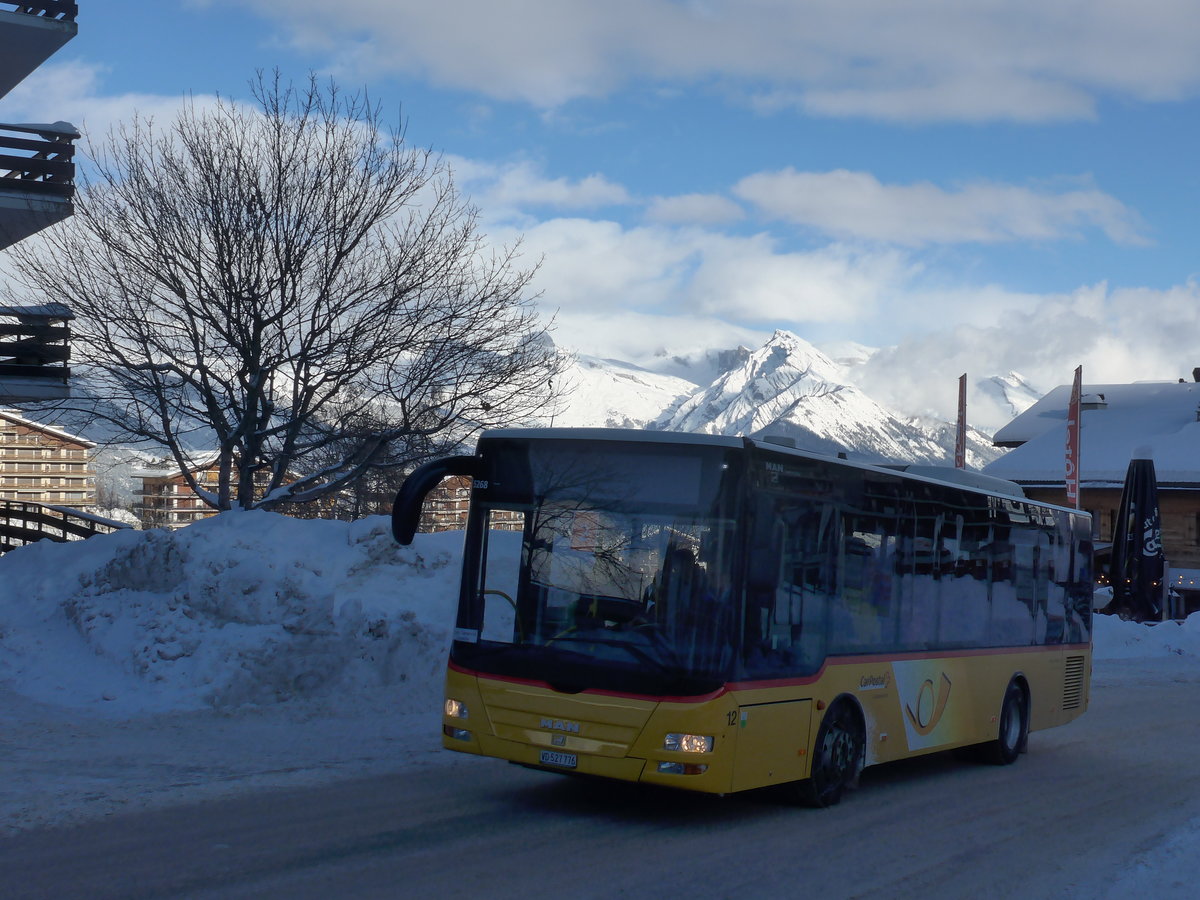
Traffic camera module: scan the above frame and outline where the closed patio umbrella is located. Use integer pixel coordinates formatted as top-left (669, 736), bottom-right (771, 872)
top-left (1105, 454), bottom-right (1164, 621)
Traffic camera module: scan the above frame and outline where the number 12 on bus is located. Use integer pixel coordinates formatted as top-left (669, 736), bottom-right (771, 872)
top-left (392, 428), bottom-right (1092, 806)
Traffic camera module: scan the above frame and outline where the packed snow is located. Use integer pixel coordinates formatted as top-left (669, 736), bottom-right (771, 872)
top-left (1, 511), bottom-right (1198, 894)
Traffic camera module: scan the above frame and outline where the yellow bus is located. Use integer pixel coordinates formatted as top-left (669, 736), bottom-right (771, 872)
top-left (392, 428), bottom-right (1092, 805)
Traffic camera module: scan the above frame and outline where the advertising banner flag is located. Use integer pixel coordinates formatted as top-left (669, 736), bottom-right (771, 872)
top-left (954, 373), bottom-right (967, 469)
top-left (1065, 365), bottom-right (1082, 508)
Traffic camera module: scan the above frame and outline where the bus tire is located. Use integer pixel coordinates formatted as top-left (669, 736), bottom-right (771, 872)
top-left (985, 680), bottom-right (1028, 766)
top-left (796, 700), bottom-right (864, 807)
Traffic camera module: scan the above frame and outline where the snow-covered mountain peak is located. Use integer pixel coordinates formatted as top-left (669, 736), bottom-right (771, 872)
top-left (548, 353), bottom-right (696, 429)
top-left (541, 331), bottom-right (1015, 467)
top-left (976, 371), bottom-right (1043, 429)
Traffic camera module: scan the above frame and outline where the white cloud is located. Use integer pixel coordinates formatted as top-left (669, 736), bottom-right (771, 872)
top-left (733, 169), bottom-right (1146, 246)
top-left (484, 216), bottom-right (933, 363)
top-left (551, 309), bottom-right (770, 373)
top-left (0, 62), bottom-right (219, 147)
top-left (449, 158), bottom-right (632, 218)
top-left (686, 235), bottom-right (915, 323)
top-left (854, 281), bottom-right (1200, 427)
top-left (228, 0), bottom-right (1200, 122)
top-left (645, 193), bottom-right (744, 225)
top-left (499, 218), bottom-right (700, 312)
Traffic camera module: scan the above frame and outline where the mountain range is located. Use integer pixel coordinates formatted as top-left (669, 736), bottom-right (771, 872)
top-left (551, 330), bottom-right (1042, 468)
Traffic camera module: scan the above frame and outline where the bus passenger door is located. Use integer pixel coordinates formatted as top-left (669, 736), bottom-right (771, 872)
top-left (730, 700), bottom-right (814, 792)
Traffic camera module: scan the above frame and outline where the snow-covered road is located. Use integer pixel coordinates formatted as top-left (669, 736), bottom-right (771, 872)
top-left (2, 656), bottom-right (1199, 899)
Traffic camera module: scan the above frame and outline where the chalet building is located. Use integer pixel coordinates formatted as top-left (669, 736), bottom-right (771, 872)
top-left (0, 407), bottom-right (94, 507)
top-left (984, 377), bottom-right (1200, 610)
top-left (0, 4), bottom-right (79, 404)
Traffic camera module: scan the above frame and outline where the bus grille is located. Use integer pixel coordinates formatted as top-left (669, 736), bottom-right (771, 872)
top-left (1062, 655), bottom-right (1086, 710)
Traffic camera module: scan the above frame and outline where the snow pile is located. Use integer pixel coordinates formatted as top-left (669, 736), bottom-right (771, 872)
top-left (1092, 610), bottom-right (1200, 660)
top-left (0, 512), bottom-right (464, 715)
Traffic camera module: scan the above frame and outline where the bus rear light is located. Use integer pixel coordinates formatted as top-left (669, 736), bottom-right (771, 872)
top-left (657, 762), bottom-right (709, 775)
top-left (443, 725), bottom-right (472, 741)
top-left (445, 698), bottom-right (468, 719)
top-left (664, 733), bottom-right (713, 753)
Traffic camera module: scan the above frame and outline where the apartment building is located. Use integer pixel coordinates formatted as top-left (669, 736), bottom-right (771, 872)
top-left (418, 474), bottom-right (524, 534)
top-left (0, 407), bottom-right (93, 507)
top-left (134, 455), bottom-right (283, 529)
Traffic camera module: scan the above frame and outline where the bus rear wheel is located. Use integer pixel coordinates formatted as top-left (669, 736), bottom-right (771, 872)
top-left (984, 680), bottom-right (1028, 766)
top-left (796, 701), bottom-right (863, 807)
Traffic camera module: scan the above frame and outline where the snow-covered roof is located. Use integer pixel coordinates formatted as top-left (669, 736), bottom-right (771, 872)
top-left (482, 427), bottom-right (745, 449)
top-left (985, 381), bottom-right (1200, 485)
top-left (0, 408), bottom-right (94, 447)
top-left (131, 451), bottom-right (221, 480)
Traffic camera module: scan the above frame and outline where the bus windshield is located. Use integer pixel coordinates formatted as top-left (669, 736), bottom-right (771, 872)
top-left (452, 440), bottom-right (741, 696)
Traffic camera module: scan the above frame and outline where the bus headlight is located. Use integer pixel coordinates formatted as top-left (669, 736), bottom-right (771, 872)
top-left (664, 733), bottom-right (713, 753)
top-left (445, 698), bottom-right (468, 719)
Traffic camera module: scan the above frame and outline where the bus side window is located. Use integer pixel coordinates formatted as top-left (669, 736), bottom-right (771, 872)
top-left (1066, 515), bottom-right (1093, 643)
top-left (897, 501), bottom-right (940, 651)
top-left (829, 519), bottom-right (896, 652)
top-left (743, 500), bottom-right (829, 678)
top-left (939, 508), bottom-right (990, 646)
top-left (1045, 531), bottom-right (1068, 644)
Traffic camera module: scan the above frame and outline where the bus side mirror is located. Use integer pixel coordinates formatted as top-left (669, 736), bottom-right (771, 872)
top-left (391, 456), bottom-right (483, 545)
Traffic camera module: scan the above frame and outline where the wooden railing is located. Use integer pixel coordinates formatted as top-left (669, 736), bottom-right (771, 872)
top-left (0, 2), bottom-right (77, 22)
top-left (0, 305), bottom-right (71, 384)
top-left (0, 122), bottom-right (76, 199)
top-left (0, 500), bottom-right (128, 553)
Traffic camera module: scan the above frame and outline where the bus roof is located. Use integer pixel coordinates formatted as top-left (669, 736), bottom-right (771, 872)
top-left (475, 427), bottom-right (1083, 514)
top-left (478, 427), bottom-right (745, 449)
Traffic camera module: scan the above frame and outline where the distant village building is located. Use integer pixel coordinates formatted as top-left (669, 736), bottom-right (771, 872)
top-left (984, 377), bottom-right (1200, 613)
top-left (133, 455), bottom-right (283, 529)
top-left (133, 455), bottom-right (226, 529)
top-left (418, 475), bottom-right (523, 534)
top-left (419, 474), bottom-right (472, 533)
top-left (0, 408), bottom-right (94, 508)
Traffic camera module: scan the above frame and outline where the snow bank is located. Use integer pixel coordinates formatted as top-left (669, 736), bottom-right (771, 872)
top-left (1092, 610), bottom-right (1200, 660)
top-left (0, 512), bottom-right (464, 715)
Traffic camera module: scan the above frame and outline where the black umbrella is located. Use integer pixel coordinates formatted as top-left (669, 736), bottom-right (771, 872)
top-left (1106, 455), bottom-right (1164, 621)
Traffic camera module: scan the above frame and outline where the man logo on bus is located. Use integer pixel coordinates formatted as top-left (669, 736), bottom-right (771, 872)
top-left (905, 672), bottom-right (952, 736)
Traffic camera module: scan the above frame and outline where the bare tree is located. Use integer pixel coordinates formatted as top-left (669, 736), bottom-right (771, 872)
top-left (8, 72), bottom-right (564, 512)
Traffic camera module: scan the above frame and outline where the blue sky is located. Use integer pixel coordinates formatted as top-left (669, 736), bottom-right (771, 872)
top-left (6, 0), bottom-right (1200, 424)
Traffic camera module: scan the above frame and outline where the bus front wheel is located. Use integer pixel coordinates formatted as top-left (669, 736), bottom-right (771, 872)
top-left (796, 700), bottom-right (863, 807)
top-left (985, 680), bottom-right (1028, 766)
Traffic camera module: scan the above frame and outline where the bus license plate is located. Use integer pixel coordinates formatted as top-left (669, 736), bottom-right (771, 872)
top-left (539, 750), bottom-right (577, 769)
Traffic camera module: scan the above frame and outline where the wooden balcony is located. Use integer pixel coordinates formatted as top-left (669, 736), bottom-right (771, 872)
top-left (0, 121), bottom-right (77, 250)
top-left (0, 2), bottom-right (78, 100)
top-left (0, 302), bottom-right (72, 401)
